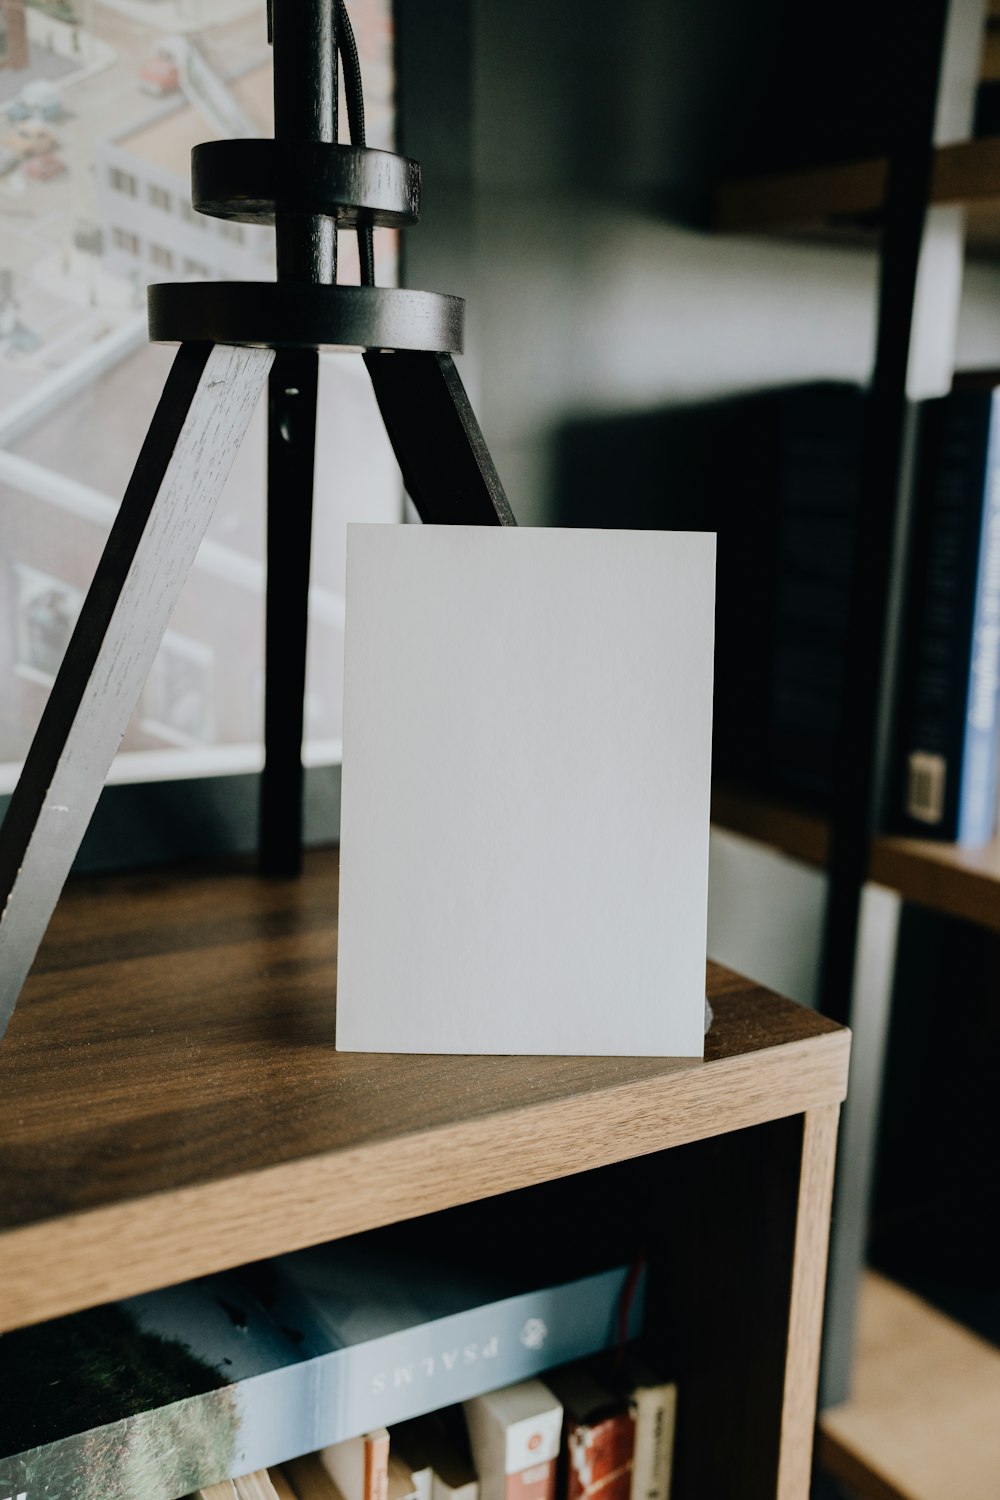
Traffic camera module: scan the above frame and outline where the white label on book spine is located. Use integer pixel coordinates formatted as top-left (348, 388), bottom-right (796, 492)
top-left (502, 1409), bottom-right (563, 1472)
top-left (907, 750), bottom-right (946, 823)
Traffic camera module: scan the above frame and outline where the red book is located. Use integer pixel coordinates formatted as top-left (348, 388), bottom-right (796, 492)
top-left (544, 1368), bottom-right (635, 1500)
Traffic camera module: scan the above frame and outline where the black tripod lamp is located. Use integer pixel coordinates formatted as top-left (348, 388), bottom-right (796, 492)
top-left (0, 0), bottom-right (515, 1040)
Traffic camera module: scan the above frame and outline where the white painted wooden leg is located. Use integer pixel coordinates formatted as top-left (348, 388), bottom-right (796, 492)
top-left (0, 342), bottom-right (275, 1037)
top-left (821, 881), bottom-right (902, 1405)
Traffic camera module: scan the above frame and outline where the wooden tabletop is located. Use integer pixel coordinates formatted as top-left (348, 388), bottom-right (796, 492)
top-left (0, 847), bottom-right (849, 1332)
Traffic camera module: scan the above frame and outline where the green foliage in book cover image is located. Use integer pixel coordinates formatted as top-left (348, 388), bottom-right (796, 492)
top-left (0, 1303), bottom-right (240, 1500)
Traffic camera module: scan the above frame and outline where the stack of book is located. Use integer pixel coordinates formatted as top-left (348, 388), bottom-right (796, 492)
top-left (699, 378), bottom-right (1000, 848)
top-left (185, 1356), bottom-right (677, 1500)
top-left (893, 383), bottom-right (1000, 847)
top-left (0, 1221), bottom-right (667, 1500)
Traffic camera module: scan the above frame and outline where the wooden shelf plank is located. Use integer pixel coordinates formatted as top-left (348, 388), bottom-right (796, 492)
top-left (715, 138), bottom-right (1000, 239)
top-left (711, 782), bottom-right (830, 868)
top-left (715, 156), bottom-right (887, 233)
top-left (869, 830), bottom-right (1000, 931)
top-left (819, 1271), bottom-right (1000, 1500)
top-left (981, 24), bottom-right (1000, 81)
top-left (0, 847), bottom-right (849, 1333)
top-left (712, 784), bottom-right (1000, 928)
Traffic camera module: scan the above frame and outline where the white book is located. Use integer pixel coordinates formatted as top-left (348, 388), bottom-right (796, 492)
top-left (624, 1366), bottom-right (676, 1500)
top-left (463, 1379), bottom-right (563, 1500)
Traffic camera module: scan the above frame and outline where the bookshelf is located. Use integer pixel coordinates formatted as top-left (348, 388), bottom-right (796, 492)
top-left (707, 0), bottom-right (1000, 1488)
top-left (709, 790), bottom-right (1000, 1494)
top-left (0, 846), bottom-right (849, 1500)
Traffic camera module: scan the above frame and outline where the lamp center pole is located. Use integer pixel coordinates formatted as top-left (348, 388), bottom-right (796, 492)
top-left (270, 0), bottom-right (338, 284)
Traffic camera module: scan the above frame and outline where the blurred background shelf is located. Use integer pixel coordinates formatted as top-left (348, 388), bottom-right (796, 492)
top-left (715, 137), bottom-right (1000, 248)
top-left (868, 831), bottom-right (1000, 931)
top-left (712, 783), bottom-right (1000, 931)
top-left (818, 1271), bottom-right (1000, 1500)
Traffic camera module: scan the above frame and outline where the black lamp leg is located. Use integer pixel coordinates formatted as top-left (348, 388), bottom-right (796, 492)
top-left (260, 348), bottom-right (321, 876)
top-left (365, 351), bottom-right (516, 526)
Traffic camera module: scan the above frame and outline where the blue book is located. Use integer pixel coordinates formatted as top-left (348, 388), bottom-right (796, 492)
top-left (896, 388), bottom-right (1000, 847)
top-left (0, 1230), bottom-right (642, 1500)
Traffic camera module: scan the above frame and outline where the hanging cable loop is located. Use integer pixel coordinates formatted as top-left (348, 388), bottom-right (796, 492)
top-left (336, 0), bottom-right (376, 286)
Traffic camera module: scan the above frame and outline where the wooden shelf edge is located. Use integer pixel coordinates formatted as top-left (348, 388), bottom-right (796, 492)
top-left (714, 155), bottom-right (887, 234)
top-left (714, 138), bottom-right (1000, 241)
top-left (712, 784), bottom-right (1000, 929)
top-left (711, 782), bottom-right (830, 868)
top-left (0, 1024), bottom-right (849, 1333)
top-left (818, 1270), bottom-right (1000, 1500)
top-left (870, 832), bottom-right (1000, 931)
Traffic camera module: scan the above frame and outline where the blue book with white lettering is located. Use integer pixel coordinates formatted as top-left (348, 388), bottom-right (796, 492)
top-left (0, 1227), bottom-right (642, 1500)
top-left (895, 388), bottom-right (1000, 847)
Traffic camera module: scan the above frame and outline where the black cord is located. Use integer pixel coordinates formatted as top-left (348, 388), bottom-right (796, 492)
top-left (336, 0), bottom-right (375, 286)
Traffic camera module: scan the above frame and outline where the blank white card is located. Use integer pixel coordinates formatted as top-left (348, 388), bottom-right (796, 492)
top-left (336, 525), bottom-right (715, 1056)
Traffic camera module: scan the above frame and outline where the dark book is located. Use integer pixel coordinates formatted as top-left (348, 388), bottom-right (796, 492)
top-left (893, 388), bottom-right (1000, 845)
top-left (675, 382), bottom-right (864, 804)
top-left (553, 382), bottom-right (865, 805)
top-left (765, 385), bottom-right (865, 801)
top-left (974, 79), bottom-right (1000, 137)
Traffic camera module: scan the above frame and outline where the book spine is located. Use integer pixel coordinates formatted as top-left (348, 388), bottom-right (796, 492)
top-left (328, 1266), bottom-right (641, 1441)
top-left (2, 1267), bottom-right (640, 1500)
top-left (504, 1460), bottom-right (557, 1500)
top-left (367, 1433), bottom-right (391, 1500)
top-left (319, 1429), bottom-right (390, 1500)
top-left (627, 1387), bottom-right (675, 1500)
top-left (566, 1413), bottom-right (634, 1500)
top-left (767, 385), bottom-right (864, 802)
top-left (957, 396), bottom-right (1000, 844)
top-left (463, 1380), bottom-right (563, 1500)
top-left (897, 391), bottom-right (1000, 845)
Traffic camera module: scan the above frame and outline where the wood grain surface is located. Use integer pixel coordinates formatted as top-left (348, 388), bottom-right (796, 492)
top-left (0, 847), bottom-right (848, 1332)
top-left (819, 1271), bottom-right (1000, 1500)
top-left (713, 783), bottom-right (1000, 933)
top-left (715, 156), bottom-right (889, 232)
top-left (776, 1104), bottom-right (840, 1500)
top-left (869, 831), bottom-right (1000, 931)
top-left (711, 781), bottom-right (831, 868)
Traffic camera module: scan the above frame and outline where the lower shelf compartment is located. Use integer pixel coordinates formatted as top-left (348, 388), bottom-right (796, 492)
top-left (818, 1270), bottom-right (1000, 1500)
